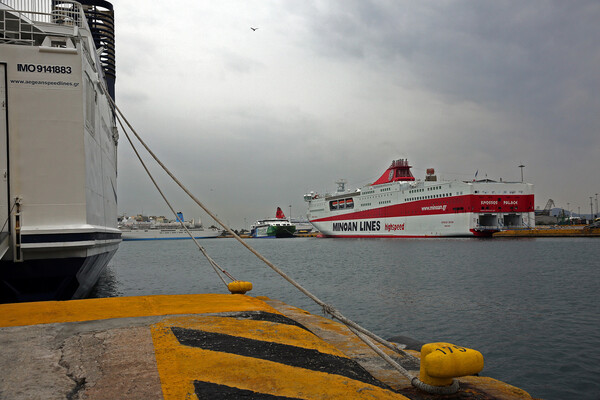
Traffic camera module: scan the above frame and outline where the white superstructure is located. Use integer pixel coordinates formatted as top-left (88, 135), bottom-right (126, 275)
top-left (120, 228), bottom-right (221, 241)
top-left (0, 0), bottom-right (120, 301)
top-left (305, 160), bottom-right (535, 238)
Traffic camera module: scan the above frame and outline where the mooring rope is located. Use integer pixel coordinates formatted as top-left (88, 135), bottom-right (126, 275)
top-left (115, 114), bottom-right (235, 287)
top-left (110, 98), bottom-right (457, 394)
top-left (346, 325), bottom-right (459, 395)
top-left (0, 199), bottom-right (18, 234)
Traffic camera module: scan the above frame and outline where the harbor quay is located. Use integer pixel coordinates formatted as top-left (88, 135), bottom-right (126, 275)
top-left (494, 225), bottom-right (600, 237)
top-left (0, 294), bottom-right (534, 399)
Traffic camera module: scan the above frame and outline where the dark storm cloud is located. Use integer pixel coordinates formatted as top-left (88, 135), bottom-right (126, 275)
top-left (303, 2), bottom-right (599, 106)
top-left (280, 1), bottom-right (599, 208)
top-left (301, 1), bottom-right (600, 142)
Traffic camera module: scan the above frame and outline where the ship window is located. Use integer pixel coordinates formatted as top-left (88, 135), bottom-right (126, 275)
top-left (50, 39), bottom-right (67, 48)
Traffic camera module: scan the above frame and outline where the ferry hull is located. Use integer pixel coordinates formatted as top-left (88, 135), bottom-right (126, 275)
top-left (311, 214), bottom-right (481, 238)
top-left (0, 244), bottom-right (118, 303)
top-left (121, 229), bottom-right (220, 241)
top-left (252, 225), bottom-right (296, 238)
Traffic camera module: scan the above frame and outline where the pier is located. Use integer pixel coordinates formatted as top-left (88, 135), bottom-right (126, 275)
top-left (494, 225), bottom-right (600, 237)
top-left (0, 294), bottom-right (533, 399)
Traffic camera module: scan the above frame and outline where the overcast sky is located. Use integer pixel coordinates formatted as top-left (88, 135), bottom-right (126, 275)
top-left (111, 1), bottom-right (600, 228)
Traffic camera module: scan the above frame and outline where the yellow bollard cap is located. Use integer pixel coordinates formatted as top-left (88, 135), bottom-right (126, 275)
top-left (227, 281), bottom-right (253, 294)
top-left (419, 342), bottom-right (484, 387)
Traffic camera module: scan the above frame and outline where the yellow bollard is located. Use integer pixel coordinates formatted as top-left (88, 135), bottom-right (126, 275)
top-left (227, 281), bottom-right (253, 295)
top-left (419, 342), bottom-right (484, 387)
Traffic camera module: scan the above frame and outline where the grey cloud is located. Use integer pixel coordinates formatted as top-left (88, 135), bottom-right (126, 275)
top-left (114, 0), bottom-right (599, 225)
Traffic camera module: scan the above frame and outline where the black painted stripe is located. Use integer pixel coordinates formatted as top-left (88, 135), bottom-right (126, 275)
top-left (21, 231), bottom-right (121, 244)
top-left (172, 327), bottom-right (389, 389)
top-left (194, 381), bottom-right (304, 399)
top-left (221, 311), bottom-right (312, 333)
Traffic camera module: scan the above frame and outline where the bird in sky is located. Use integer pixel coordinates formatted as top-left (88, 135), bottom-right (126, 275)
top-left (250, 27), bottom-right (258, 31)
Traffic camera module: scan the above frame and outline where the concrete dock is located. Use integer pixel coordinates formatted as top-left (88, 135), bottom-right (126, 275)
top-left (494, 226), bottom-right (600, 237)
top-left (0, 294), bottom-right (534, 399)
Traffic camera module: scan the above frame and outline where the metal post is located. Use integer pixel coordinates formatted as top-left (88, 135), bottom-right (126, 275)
top-left (518, 165), bottom-right (525, 182)
top-left (591, 197), bottom-right (594, 223)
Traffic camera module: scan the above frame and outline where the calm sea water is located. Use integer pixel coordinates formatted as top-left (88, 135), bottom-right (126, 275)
top-left (92, 237), bottom-right (600, 400)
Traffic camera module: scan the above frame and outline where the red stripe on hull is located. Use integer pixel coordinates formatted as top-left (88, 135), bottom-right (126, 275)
top-left (319, 234), bottom-right (475, 238)
top-left (311, 194), bottom-right (534, 223)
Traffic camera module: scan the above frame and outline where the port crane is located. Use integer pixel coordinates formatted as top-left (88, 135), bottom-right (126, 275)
top-left (536, 199), bottom-right (555, 216)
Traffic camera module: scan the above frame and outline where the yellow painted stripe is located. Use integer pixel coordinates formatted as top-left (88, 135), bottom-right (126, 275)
top-left (0, 294), bottom-right (277, 327)
top-left (151, 318), bottom-right (410, 400)
top-left (158, 315), bottom-right (347, 358)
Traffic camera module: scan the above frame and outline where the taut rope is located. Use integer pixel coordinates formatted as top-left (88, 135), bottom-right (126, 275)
top-left (116, 114), bottom-right (235, 286)
top-left (110, 98), bottom-right (458, 394)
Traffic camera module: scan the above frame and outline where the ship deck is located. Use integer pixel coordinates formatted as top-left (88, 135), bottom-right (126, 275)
top-left (0, 294), bottom-right (533, 399)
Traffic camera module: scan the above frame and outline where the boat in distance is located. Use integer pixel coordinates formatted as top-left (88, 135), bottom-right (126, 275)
top-left (119, 212), bottom-right (221, 240)
top-left (120, 227), bottom-right (220, 241)
top-left (304, 159), bottom-right (535, 238)
top-left (0, 0), bottom-right (120, 302)
top-left (250, 207), bottom-right (296, 238)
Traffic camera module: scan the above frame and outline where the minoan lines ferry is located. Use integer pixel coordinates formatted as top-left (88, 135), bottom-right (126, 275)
top-left (304, 159), bottom-right (535, 238)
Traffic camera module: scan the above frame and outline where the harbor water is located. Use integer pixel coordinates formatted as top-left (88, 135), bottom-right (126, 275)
top-left (93, 237), bottom-right (600, 400)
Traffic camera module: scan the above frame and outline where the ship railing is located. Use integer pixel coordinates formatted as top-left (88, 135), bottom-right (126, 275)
top-left (1, 0), bottom-right (88, 45)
